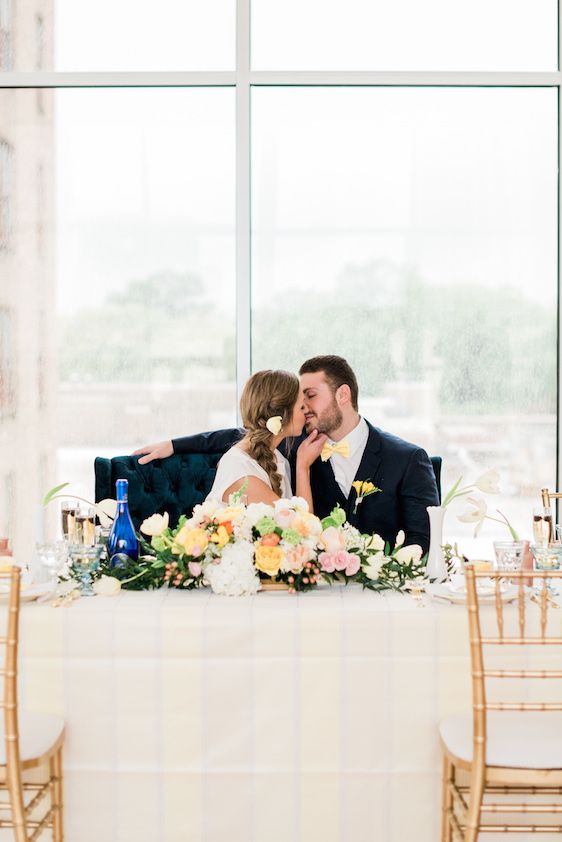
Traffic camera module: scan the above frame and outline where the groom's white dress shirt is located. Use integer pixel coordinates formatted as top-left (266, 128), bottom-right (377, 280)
top-left (326, 416), bottom-right (369, 498)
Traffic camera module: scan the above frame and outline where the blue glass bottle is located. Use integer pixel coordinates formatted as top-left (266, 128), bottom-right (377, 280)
top-left (108, 479), bottom-right (139, 566)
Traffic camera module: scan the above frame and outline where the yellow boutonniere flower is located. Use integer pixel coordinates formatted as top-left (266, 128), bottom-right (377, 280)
top-left (351, 480), bottom-right (382, 514)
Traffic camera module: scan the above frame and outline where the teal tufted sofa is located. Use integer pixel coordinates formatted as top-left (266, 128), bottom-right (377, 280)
top-left (95, 428), bottom-right (442, 530)
top-left (94, 428), bottom-right (243, 529)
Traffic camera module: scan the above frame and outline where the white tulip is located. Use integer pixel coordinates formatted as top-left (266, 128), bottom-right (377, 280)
top-left (395, 530), bottom-right (405, 548)
top-left (95, 498), bottom-right (117, 528)
top-left (474, 469), bottom-right (500, 495)
top-left (363, 551), bottom-right (386, 581)
top-left (93, 575), bottom-right (122, 596)
top-left (394, 544), bottom-right (423, 563)
top-left (458, 497), bottom-right (487, 524)
top-left (140, 512), bottom-right (170, 536)
top-left (365, 534), bottom-right (385, 551)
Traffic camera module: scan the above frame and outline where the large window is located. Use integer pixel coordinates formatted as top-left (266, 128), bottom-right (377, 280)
top-left (251, 86), bottom-right (558, 539)
top-left (0, 2), bottom-right (559, 558)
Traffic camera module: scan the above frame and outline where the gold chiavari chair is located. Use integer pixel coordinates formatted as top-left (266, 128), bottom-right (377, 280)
top-left (0, 567), bottom-right (65, 841)
top-left (439, 567), bottom-right (562, 841)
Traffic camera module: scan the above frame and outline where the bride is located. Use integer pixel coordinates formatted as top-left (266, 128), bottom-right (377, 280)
top-left (207, 369), bottom-right (327, 512)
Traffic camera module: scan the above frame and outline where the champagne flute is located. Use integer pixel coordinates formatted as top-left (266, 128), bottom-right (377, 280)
top-left (532, 507), bottom-right (552, 547)
top-left (74, 506), bottom-right (96, 547)
top-left (60, 500), bottom-right (77, 542)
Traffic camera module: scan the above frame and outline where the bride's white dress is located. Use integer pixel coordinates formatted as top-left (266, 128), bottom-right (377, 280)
top-left (206, 445), bottom-right (292, 502)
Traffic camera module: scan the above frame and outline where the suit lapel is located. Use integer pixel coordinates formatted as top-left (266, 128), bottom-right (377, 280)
top-left (346, 423), bottom-right (382, 524)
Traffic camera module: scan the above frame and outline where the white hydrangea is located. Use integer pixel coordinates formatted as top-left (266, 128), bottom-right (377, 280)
top-left (274, 496), bottom-right (309, 514)
top-left (191, 498), bottom-right (222, 526)
top-left (244, 502), bottom-right (275, 527)
top-left (205, 540), bottom-right (260, 597)
top-left (341, 523), bottom-right (362, 550)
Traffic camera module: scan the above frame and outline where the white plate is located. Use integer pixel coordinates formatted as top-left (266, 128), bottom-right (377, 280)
top-left (0, 582), bottom-right (55, 602)
top-left (426, 582), bottom-right (518, 605)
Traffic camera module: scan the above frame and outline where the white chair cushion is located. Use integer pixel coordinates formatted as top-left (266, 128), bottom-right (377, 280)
top-left (440, 712), bottom-right (562, 769)
top-left (0, 712), bottom-right (64, 764)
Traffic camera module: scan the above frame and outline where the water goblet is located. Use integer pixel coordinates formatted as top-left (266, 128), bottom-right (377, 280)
top-left (68, 544), bottom-right (103, 596)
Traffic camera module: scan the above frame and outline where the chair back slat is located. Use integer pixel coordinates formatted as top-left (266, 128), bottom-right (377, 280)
top-left (494, 577), bottom-right (504, 639)
top-left (517, 574), bottom-right (525, 638)
top-left (466, 567), bottom-right (562, 701)
top-left (0, 568), bottom-right (26, 837)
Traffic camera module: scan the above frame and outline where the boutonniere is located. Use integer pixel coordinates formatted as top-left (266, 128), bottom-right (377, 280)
top-left (351, 480), bottom-right (382, 514)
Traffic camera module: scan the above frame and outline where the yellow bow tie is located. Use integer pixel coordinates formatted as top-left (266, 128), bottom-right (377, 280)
top-left (321, 439), bottom-right (350, 462)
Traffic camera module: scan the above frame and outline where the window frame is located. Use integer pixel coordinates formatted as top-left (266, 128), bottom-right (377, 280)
top-left (0, 0), bottom-right (560, 482)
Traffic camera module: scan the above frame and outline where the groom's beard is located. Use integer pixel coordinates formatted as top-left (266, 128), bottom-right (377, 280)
top-left (305, 398), bottom-right (343, 437)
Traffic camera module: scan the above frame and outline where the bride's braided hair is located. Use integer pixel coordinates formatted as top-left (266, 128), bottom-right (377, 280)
top-left (239, 370), bottom-right (300, 496)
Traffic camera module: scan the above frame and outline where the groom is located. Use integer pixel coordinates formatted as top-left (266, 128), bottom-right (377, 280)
top-left (134, 355), bottom-right (439, 551)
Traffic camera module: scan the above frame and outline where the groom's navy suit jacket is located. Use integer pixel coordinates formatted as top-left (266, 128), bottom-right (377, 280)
top-left (172, 422), bottom-right (438, 552)
top-left (289, 422), bottom-right (439, 552)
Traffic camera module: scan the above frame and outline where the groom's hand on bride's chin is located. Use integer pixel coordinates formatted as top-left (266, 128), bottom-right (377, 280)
top-left (132, 440), bottom-right (174, 465)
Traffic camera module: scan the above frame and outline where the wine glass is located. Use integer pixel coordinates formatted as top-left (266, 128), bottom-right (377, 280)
top-left (35, 541), bottom-right (69, 588)
top-left (533, 507), bottom-right (552, 547)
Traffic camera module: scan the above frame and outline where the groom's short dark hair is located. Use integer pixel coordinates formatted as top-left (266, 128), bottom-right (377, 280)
top-left (299, 355), bottom-right (359, 411)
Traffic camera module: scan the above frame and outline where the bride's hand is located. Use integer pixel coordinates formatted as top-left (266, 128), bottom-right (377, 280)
top-left (296, 430), bottom-right (328, 469)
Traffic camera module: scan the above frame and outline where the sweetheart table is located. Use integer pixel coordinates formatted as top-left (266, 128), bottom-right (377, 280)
top-left (9, 586), bottom-right (560, 842)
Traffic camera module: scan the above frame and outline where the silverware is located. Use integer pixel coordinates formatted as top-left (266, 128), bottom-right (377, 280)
top-left (51, 589), bottom-right (79, 608)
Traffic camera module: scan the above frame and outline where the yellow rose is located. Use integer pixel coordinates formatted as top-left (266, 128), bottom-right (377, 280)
top-left (215, 506), bottom-right (244, 524)
top-left (210, 525), bottom-right (231, 549)
top-left (254, 545), bottom-right (284, 577)
top-left (175, 527), bottom-right (209, 557)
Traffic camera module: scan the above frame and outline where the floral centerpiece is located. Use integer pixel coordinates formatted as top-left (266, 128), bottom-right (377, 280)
top-left (44, 484), bottom-right (429, 597)
top-left (133, 498), bottom-right (427, 596)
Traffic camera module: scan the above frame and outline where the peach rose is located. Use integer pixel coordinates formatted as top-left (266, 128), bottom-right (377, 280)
top-left (260, 533), bottom-right (281, 547)
top-left (282, 543), bottom-right (315, 574)
top-left (319, 526), bottom-right (346, 554)
top-left (275, 509), bottom-right (296, 530)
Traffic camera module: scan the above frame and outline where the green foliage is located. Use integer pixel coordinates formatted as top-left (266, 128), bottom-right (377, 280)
top-left (42, 483), bottom-right (70, 506)
top-left (321, 505), bottom-right (347, 530)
